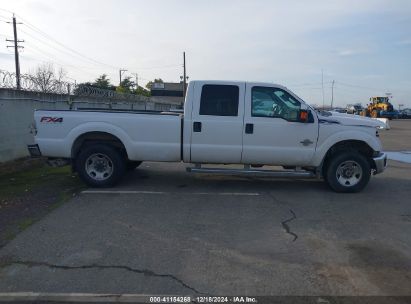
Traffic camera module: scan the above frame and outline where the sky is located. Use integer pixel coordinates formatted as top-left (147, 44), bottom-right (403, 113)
top-left (0, 0), bottom-right (411, 107)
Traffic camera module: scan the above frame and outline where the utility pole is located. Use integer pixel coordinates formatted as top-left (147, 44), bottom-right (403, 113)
top-left (119, 69), bottom-right (127, 85)
top-left (132, 73), bottom-right (138, 89)
top-left (321, 69), bottom-right (325, 109)
top-left (6, 14), bottom-right (24, 90)
top-left (331, 80), bottom-right (335, 109)
top-left (183, 52), bottom-right (187, 96)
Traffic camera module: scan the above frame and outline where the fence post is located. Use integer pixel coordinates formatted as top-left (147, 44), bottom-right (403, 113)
top-left (67, 83), bottom-right (73, 110)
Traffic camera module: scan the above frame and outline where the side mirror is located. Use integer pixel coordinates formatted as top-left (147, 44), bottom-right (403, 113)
top-left (299, 109), bottom-right (309, 123)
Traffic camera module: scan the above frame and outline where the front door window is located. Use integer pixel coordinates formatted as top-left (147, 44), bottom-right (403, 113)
top-left (251, 86), bottom-right (301, 121)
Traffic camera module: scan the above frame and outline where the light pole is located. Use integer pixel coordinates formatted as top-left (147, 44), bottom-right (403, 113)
top-left (119, 69), bottom-right (127, 85)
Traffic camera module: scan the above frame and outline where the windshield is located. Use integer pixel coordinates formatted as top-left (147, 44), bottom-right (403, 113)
top-left (374, 97), bottom-right (389, 103)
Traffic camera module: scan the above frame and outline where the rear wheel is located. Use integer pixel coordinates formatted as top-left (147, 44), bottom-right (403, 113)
top-left (325, 151), bottom-right (371, 193)
top-left (76, 144), bottom-right (126, 187)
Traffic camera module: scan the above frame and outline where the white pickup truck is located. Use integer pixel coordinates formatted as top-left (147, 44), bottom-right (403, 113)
top-left (28, 81), bottom-right (387, 192)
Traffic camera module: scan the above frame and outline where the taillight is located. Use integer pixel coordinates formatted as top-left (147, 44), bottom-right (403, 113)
top-left (30, 121), bottom-right (37, 136)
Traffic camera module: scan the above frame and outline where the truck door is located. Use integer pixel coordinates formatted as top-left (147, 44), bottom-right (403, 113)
top-left (190, 82), bottom-right (245, 163)
top-left (241, 84), bottom-right (318, 166)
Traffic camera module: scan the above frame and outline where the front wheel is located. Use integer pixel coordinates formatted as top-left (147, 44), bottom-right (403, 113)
top-left (325, 151), bottom-right (371, 193)
top-left (75, 144), bottom-right (126, 187)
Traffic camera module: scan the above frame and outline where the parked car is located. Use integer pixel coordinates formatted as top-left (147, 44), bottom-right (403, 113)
top-left (332, 107), bottom-right (347, 113)
top-left (28, 80), bottom-right (387, 193)
top-left (399, 108), bottom-right (411, 119)
top-left (346, 104), bottom-right (363, 115)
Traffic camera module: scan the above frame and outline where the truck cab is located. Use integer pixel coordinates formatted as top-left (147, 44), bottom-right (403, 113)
top-left (184, 81), bottom-right (318, 166)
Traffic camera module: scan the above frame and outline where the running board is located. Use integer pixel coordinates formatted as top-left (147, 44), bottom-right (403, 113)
top-left (186, 165), bottom-right (315, 178)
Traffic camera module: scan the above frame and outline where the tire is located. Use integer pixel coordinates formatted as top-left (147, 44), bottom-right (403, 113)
top-left (75, 144), bottom-right (126, 187)
top-left (126, 161), bottom-right (142, 171)
top-left (325, 151), bottom-right (371, 193)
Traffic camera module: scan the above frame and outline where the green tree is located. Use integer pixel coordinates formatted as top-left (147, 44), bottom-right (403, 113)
top-left (93, 74), bottom-right (115, 90)
top-left (116, 76), bottom-right (135, 93)
top-left (135, 85), bottom-right (151, 97)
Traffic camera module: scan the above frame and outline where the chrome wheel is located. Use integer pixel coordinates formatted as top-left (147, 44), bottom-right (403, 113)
top-left (336, 160), bottom-right (363, 187)
top-left (85, 153), bottom-right (114, 181)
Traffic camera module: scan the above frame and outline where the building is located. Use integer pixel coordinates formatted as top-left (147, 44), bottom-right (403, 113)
top-left (150, 82), bottom-right (185, 106)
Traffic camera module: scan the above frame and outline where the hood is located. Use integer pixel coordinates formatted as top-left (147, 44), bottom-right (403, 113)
top-left (317, 111), bottom-right (386, 129)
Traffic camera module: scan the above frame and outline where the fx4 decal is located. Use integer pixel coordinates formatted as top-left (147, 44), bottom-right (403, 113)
top-left (40, 117), bottom-right (63, 123)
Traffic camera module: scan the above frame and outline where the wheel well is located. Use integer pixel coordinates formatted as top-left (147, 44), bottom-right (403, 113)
top-left (322, 140), bottom-right (375, 175)
top-left (71, 132), bottom-right (128, 160)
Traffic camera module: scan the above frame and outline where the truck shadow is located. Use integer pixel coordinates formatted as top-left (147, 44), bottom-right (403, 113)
top-left (117, 165), bottom-right (404, 196)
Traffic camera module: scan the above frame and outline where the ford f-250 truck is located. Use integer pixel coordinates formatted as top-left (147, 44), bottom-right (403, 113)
top-left (28, 81), bottom-right (387, 192)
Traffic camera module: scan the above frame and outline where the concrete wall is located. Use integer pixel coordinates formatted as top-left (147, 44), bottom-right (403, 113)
top-left (0, 89), bottom-right (176, 163)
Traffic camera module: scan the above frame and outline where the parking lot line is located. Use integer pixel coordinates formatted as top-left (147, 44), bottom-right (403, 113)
top-left (81, 190), bottom-right (260, 196)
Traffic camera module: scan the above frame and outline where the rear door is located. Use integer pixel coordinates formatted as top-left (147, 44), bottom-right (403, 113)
top-left (190, 82), bottom-right (245, 163)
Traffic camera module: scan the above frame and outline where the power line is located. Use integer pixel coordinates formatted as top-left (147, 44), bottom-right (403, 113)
top-left (288, 82), bottom-right (331, 87)
top-left (23, 41), bottom-right (99, 77)
top-left (17, 15), bottom-right (182, 76)
top-left (16, 14), bottom-right (120, 70)
top-left (2, 12), bottom-right (183, 86)
top-left (17, 26), bottom-right (119, 79)
top-left (22, 43), bottom-right (152, 85)
top-left (17, 14), bottom-right (186, 72)
top-left (0, 8), bottom-right (14, 14)
top-left (336, 81), bottom-right (381, 91)
top-left (134, 64), bottom-right (182, 70)
top-left (18, 27), bottom-right (110, 71)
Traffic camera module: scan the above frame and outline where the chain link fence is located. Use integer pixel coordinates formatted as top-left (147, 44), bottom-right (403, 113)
top-left (0, 69), bottom-right (149, 102)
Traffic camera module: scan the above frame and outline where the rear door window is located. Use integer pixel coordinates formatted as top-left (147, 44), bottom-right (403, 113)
top-left (199, 85), bottom-right (239, 116)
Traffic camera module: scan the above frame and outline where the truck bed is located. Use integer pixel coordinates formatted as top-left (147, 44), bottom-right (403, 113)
top-left (34, 109), bottom-right (183, 162)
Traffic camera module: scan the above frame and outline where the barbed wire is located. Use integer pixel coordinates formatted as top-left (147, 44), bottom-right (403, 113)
top-left (0, 69), bottom-right (73, 94)
top-left (0, 69), bottom-right (148, 101)
top-left (74, 84), bottom-right (149, 101)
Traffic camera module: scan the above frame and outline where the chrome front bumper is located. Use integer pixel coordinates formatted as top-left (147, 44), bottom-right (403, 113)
top-left (373, 152), bottom-right (387, 174)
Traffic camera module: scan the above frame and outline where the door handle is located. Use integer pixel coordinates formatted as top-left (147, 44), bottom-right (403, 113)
top-left (193, 121), bottom-right (202, 132)
top-left (245, 123), bottom-right (254, 134)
